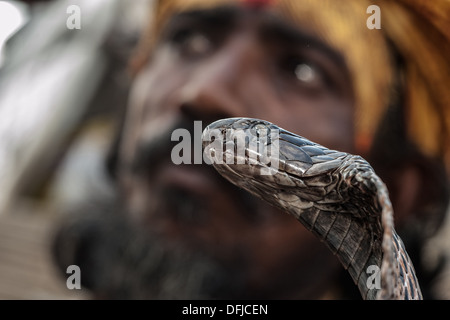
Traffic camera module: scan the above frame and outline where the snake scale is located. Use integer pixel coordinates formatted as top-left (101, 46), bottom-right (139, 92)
top-left (201, 117), bottom-right (422, 300)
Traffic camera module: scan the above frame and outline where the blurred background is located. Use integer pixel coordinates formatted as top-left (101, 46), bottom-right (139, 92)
top-left (0, 0), bottom-right (449, 299)
top-left (0, 0), bottom-right (150, 299)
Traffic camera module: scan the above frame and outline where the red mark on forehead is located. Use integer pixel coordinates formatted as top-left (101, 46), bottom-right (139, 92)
top-left (240, 0), bottom-right (276, 8)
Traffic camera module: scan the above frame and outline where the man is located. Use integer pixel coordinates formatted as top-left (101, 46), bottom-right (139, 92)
top-left (53, 0), bottom-right (450, 299)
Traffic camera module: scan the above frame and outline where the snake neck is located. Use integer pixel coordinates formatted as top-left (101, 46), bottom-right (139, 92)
top-left (290, 202), bottom-right (383, 299)
top-left (282, 156), bottom-right (422, 299)
top-left (377, 180), bottom-right (423, 300)
top-left (203, 118), bottom-right (423, 299)
top-left (336, 156), bottom-right (422, 299)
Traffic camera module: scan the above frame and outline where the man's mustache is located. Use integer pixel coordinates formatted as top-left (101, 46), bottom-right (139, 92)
top-left (129, 115), bottom-right (264, 215)
top-left (130, 117), bottom-right (200, 174)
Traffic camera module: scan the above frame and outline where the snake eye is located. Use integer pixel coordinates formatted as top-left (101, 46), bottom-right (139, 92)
top-left (253, 124), bottom-right (268, 136)
top-left (233, 118), bottom-right (252, 129)
top-left (250, 123), bottom-right (270, 137)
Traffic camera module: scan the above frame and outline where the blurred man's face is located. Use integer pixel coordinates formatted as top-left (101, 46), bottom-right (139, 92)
top-left (118, 4), bottom-right (355, 298)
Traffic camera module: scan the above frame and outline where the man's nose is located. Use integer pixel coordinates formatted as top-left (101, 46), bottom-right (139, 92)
top-left (177, 34), bottom-right (263, 121)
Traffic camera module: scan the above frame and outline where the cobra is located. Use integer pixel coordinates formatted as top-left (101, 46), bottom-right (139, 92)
top-left (202, 117), bottom-right (422, 300)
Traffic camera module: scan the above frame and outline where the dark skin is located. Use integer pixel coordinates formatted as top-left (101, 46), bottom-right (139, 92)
top-left (112, 4), bottom-right (432, 299)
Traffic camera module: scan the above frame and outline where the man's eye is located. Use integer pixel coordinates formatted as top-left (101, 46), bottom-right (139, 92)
top-left (280, 57), bottom-right (331, 93)
top-left (171, 29), bottom-right (213, 58)
top-left (294, 63), bottom-right (316, 83)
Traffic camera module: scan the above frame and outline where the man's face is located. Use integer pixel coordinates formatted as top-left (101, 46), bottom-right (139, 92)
top-left (118, 4), bottom-right (355, 298)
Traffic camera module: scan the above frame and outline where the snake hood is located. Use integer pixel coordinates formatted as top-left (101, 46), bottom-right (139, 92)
top-left (202, 117), bottom-right (422, 300)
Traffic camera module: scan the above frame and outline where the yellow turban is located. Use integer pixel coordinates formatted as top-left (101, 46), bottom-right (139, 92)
top-left (133, 0), bottom-right (450, 171)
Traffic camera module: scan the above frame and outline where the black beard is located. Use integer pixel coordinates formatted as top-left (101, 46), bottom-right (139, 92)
top-left (51, 197), bottom-right (249, 299)
top-left (55, 114), bottom-right (270, 299)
